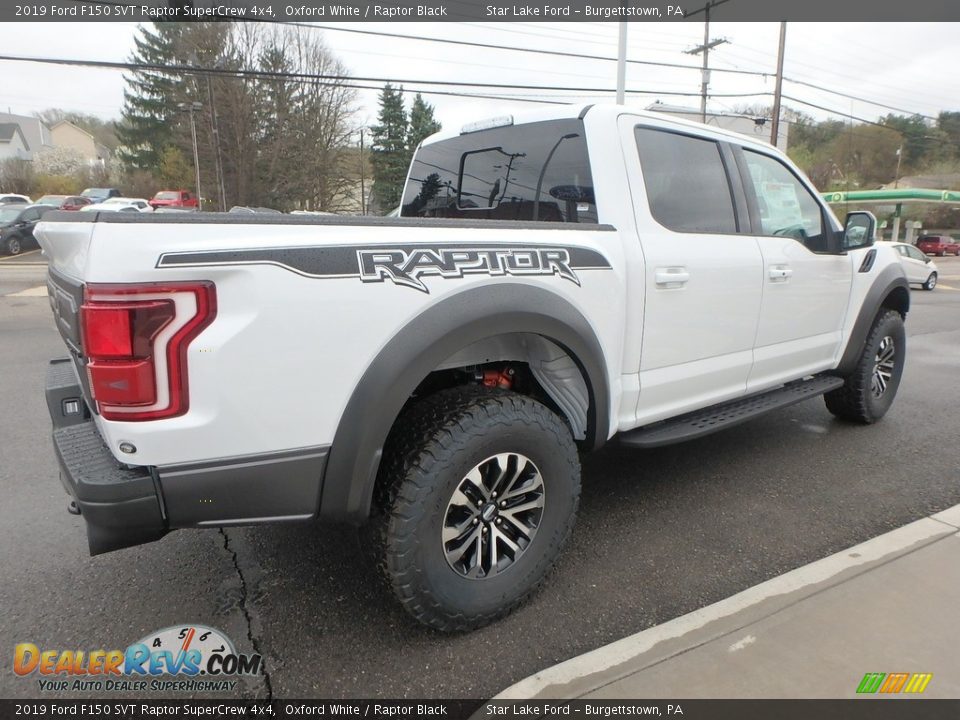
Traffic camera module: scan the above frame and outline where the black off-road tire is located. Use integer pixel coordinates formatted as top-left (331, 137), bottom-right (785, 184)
top-left (824, 309), bottom-right (906, 424)
top-left (371, 386), bottom-right (580, 632)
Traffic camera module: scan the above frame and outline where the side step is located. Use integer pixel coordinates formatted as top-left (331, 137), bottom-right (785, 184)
top-left (619, 375), bottom-right (845, 449)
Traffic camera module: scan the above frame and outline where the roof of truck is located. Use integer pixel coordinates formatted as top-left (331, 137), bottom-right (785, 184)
top-left (420, 103), bottom-right (785, 158)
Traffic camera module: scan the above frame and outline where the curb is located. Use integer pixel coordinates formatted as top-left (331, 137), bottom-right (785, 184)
top-left (496, 503), bottom-right (960, 700)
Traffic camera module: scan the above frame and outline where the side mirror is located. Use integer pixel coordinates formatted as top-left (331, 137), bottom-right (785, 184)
top-left (843, 211), bottom-right (876, 250)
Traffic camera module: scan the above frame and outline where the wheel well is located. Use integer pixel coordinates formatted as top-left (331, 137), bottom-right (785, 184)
top-left (402, 333), bottom-right (592, 442)
top-left (882, 285), bottom-right (910, 317)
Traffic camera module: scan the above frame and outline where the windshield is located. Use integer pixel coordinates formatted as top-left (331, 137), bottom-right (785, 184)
top-left (82, 188), bottom-right (109, 198)
top-left (37, 196), bottom-right (66, 205)
top-left (154, 192), bottom-right (180, 200)
top-left (0, 208), bottom-right (22, 223)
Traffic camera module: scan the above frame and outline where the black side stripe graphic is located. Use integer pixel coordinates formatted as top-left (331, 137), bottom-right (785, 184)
top-left (157, 243), bottom-right (612, 293)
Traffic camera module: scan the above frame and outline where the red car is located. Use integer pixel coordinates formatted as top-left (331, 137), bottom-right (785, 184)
top-left (36, 195), bottom-right (93, 211)
top-left (150, 190), bottom-right (199, 210)
top-left (916, 234), bottom-right (960, 257)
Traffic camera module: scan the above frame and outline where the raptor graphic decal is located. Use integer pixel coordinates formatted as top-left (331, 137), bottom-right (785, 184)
top-left (157, 243), bottom-right (611, 293)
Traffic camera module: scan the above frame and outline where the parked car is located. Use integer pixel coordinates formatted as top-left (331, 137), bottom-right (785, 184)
top-left (84, 197), bottom-right (153, 212)
top-left (886, 241), bottom-right (939, 290)
top-left (916, 234), bottom-right (960, 257)
top-left (36, 195), bottom-right (93, 211)
top-left (98, 197), bottom-right (154, 213)
top-left (80, 203), bottom-right (142, 213)
top-left (0, 204), bottom-right (53, 255)
top-left (150, 190), bottom-right (199, 210)
top-left (0, 193), bottom-right (32, 205)
top-left (81, 188), bottom-right (123, 204)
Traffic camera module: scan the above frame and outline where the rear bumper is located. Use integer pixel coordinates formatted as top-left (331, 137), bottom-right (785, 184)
top-left (47, 359), bottom-right (167, 555)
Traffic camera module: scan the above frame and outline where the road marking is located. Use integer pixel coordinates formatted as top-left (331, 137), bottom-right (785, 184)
top-left (0, 249), bottom-right (41, 262)
top-left (935, 284), bottom-right (958, 291)
top-left (6, 285), bottom-right (47, 297)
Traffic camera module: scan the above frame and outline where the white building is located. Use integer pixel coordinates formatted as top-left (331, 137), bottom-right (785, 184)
top-left (0, 123), bottom-right (31, 161)
top-left (647, 103), bottom-right (790, 151)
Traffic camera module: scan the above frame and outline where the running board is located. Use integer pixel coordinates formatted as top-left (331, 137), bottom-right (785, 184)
top-left (618, 375), bottom-right (845, 449)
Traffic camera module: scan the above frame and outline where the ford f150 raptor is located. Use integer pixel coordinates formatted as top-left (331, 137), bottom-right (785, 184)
top-left (38, 104), bottom-right (909, 631)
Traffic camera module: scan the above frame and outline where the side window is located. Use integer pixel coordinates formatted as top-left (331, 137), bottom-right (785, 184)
top-left (742, 150), bottom-right (826, 251)
top-left (907, 246), bottom-right (927, 262)
top-left (634, 126), bottom-right (737, 234)
top-left (22, 208), bottom-right (39, 222)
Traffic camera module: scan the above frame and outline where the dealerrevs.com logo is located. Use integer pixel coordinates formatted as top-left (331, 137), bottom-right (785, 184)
top-left (14, 624), bottom-right (262, 692)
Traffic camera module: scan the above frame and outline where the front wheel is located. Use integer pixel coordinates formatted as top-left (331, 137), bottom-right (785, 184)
top-left (922, 273), bottom-right (937, 291)
top-left (5, 236), bottom-right (21, 255)
top-left (825, 309), bottom-right (906, 424)
top-left (373, 387), bottom-right (580, 631)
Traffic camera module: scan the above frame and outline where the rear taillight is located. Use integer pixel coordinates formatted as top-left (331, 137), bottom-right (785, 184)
top-left (80, 282), bottom-right (216, 421)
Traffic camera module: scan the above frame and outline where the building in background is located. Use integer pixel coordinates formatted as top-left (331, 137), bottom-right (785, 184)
top-left (647, 103), bottom-right (790, 151)
top-left (0, 112), bottom-right (52, 160)
top-left (0, 123), bottom-right (31, 161)
top-left (48, 120), bottom-right (111, 166)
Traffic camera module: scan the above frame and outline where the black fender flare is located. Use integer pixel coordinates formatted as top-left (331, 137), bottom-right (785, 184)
top-left (319, 283), bottom-right (611, 522)
top-left (834, 263), bottom-right (910, 377)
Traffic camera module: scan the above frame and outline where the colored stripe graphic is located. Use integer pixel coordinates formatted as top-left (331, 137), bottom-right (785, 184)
top-left (903, 673), bottom-right (933, 693)
top-left (857, 672), bottom-right (932, 694)
top-left (857, 673), bottom-right (886, 694)
top-left (880, 672), bottom-right (909, 693)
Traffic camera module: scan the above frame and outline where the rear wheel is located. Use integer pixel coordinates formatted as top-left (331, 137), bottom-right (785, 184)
top-left (825, 309), bottom-right (905, 424)
top-left (373, 387), bottom-right (580, 631)
top-left (922, 272), bottom-right (937, 291)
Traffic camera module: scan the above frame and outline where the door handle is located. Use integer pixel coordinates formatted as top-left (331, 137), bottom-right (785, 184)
top-left (655, 267), bottom-right (690, 287)
top-left (768, 265), bottom-right (793, 281)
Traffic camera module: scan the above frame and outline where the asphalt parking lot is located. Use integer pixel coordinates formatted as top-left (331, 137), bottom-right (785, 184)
top-left (2, 253), bottom-right (959, 700)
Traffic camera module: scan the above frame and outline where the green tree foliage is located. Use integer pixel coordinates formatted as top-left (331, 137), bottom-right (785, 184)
top-left (157, 146), bottom-right (193, 189)
top-left (370, 88), bottom-right (443, 212)
top-left (937, 111), bottom-right (960, 159)
top-left (370, 84), bottom-right (409, 210)
top-left (116, 23), bottom-right (220, 170)
top-left (407, 93), bottom-right (442, 154)
top-left (117, 22), bottom-right (357, 211)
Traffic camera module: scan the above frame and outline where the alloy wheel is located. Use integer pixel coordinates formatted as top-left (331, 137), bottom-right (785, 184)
top-left (871, 336), bottom-right (896, 398)
top-left (442, 453), bottom-right (545, 579)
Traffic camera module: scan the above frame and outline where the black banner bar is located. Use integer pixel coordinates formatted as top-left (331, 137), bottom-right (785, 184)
top-left (2, 700), bottom-right (960, 720)
top-left (4, 0), bottom-right (960, 22)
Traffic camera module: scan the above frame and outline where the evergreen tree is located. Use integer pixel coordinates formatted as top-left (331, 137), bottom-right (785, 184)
top-left (117, 23), bottom-right (190, 170)
top-left (407, 93), bottom-right (441, 154)
top-left (370, 84), bottom-right (409, 210)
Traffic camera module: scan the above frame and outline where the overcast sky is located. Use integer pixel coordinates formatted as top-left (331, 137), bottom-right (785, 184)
top-left (0, 22), bottom-right (956, 134)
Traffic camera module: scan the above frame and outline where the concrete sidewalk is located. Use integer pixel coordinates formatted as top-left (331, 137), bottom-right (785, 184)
top-left (498, 504), bottom-right (960, 699)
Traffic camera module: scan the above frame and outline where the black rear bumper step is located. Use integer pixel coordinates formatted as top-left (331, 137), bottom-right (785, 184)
top-left (46, 360), bottom-right (166, 555)
top-left (619, 375), bottom-right (845, 449)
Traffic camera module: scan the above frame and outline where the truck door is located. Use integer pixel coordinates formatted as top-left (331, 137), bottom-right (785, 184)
top-left (620, 118), bottom-right (764, 425)
top-left (733, 146), bottom-right (853, 391)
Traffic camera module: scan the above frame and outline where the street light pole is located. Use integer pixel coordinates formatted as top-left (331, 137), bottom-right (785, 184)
top-left (177, 101), bottom-right (203, 212)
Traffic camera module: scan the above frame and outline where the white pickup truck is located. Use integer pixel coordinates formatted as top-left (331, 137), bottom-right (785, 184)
top-left (39, 104), bottom-right (908, 631)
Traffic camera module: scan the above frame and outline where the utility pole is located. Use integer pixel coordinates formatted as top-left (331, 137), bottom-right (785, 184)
top-left (685, 0), bottom-right (728, 123)
top-left (770, 22), bottom-right (787, 147)
top-left (616, 20), bottom-right (628, 104)
top-left (205, 74), bottom-right (227, 212)
top-left (177, 101), bottom-right (203, 212)
top-left (359, 129), bottom-right (366, 215)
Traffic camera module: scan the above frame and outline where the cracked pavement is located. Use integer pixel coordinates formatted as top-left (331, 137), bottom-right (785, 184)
top-left (2, 258), bottom-right (959, 699)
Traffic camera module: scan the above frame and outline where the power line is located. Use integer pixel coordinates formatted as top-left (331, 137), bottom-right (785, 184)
top-left (267, 21), bottom-right (772, 78)
top-left (0, 53), bottom-right (776, 100)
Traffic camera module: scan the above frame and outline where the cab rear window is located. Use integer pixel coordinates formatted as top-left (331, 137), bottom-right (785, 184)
top-left (402, 119), bottom-right (598, 224)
